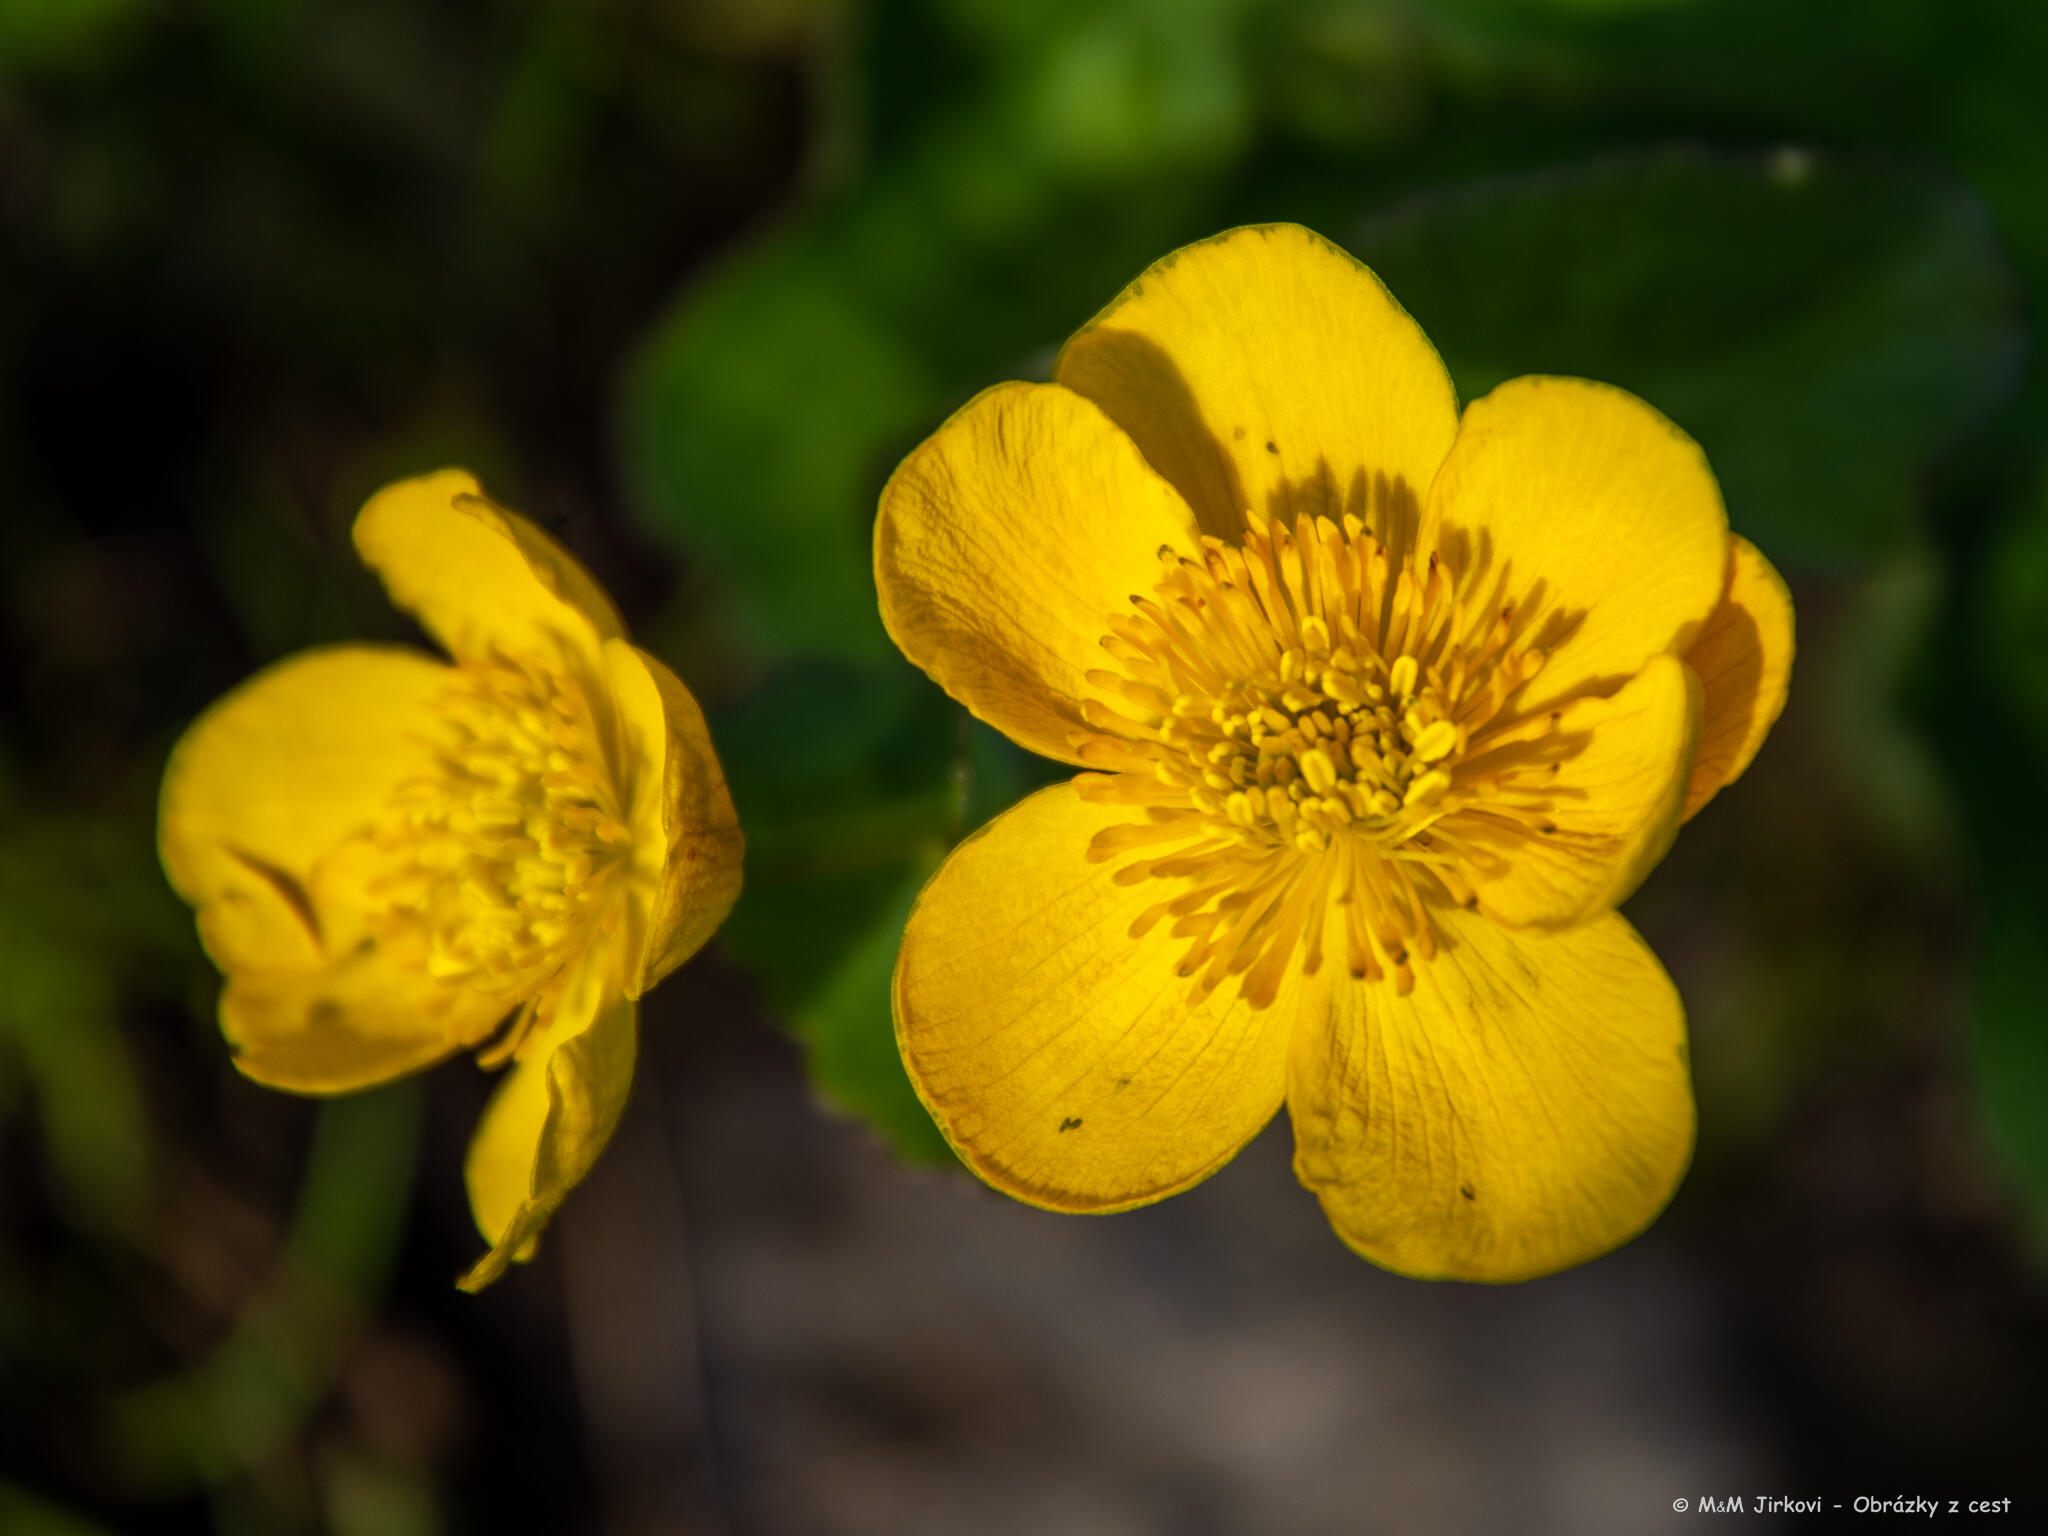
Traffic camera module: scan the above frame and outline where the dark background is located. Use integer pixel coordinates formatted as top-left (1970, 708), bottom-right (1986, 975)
top-left (4, 2), bottom-right (2046, 1532)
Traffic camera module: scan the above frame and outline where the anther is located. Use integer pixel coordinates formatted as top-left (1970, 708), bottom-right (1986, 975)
top-left (1300, 749), bottom-right (1338, 795)
top-left (1403, 769), bottom-right (1452, 809)
top-left (1412, 720), bottom-right (1458, 763)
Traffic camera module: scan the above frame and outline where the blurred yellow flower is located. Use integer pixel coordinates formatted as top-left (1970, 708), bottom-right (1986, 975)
top-left (875, 224), bottom-right (1792, 1281)
top-left (160, 472), bottom-right (743, 1289)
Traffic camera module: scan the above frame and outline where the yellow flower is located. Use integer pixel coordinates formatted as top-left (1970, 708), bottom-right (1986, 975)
top-left (159, 471), bottom-right (743, 1289)
top-left (875, 225), bottom-right (1792, 1281)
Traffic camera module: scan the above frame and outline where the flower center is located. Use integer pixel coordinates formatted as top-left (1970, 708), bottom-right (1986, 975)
top-left (374, 649), bottom-right (631, 1040)
top-left (1074, 509), bottom-right (1566, 1002)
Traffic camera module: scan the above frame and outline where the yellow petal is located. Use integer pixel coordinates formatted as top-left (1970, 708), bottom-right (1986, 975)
top-left (1682, 536), bottom-right (1794, 821)
top-left (1458, 653), bottom-right (1700, 929)
top-left (460, 953), bottom-right (637, 1291)
top-left (604, 640), bottom-right (744, 997)
top-left (875, 382), bottom-right (1202, 764)
top-left (219, 940), bottom-right (507, 1094)
top-left (353, 469), bottom-right (625, 668)
top-left (1057, 223), bottom-right (1459, 542)
top-left (158, 644), bottom-right (451, 972)
top-left (1290, 906), bottom-right (1693, 1282)
top-left (894, 782), bottom-right (1311, 1210)
top-left (1424, 376), bottom-right (1730, 707)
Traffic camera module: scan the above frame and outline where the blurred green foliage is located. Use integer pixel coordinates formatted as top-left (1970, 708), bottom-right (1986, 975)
top-left (622, 0), bottom-right (1275, 663)
top-left (1354, 150), bottom-right (2019, 565)
top-left (1, 1), bottom-right (815, 1525)
top-left (0, 1480), bottom-right (113, 1536)
top-left (713, 658), bottom-right (1061, 1161)
top-left (9, 0), bottom-right (2048, 1521)
top-left (0, 817), bottom-right (180, 1237)
top-left (1955, 472), bottom-right (2048, 1223)
top-left (0, 0), bottom-right (139, 74)
top-left (106, 1085), bottom-right (423, 1496)
top-left (0, 805), bottom-right (425, 1520)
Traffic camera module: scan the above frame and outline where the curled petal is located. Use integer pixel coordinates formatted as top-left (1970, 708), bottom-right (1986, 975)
top-left (461, 951), bottom-right (637, 1291)
top-left (1682, 536), bottom-right (1794, 820)
top-left (604, 640), bottom-right (745, 997)
top-left (1459, 653), bottom-right (1700, 929)
top-left (354, 469), bottom-right (625, 668)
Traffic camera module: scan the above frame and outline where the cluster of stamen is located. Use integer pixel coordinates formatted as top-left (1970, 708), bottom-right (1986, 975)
top-left (373, 649), bottom-right (630, 1058)
top-left (1073, 509), bottom-right (1569, 1002)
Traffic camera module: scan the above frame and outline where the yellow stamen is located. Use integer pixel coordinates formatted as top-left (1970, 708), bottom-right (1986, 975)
top-left (1075, 511), bottom-right (1568, 1003)
top-left (375, 648), bottom-right (630, 999)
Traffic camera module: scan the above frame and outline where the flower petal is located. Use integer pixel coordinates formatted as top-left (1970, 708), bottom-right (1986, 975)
top-left (1057, 223), bottom-right (1460, 542)
top-left (158, 644), bottom-right (451, 973)
top-left (1682, 536), bottom-right (1794, 821)
top-left (1290, 906), bottom-right (1693, 1282)
top-left (1459, 652), bottom-right (1700, 929)
top-left (894, 782), bottom-right (1312, 1210)
top-left (218, 942), bottom-right (506, 1094)
top-left (1424, 376), bottom-right (1730, 708)
top-left (604, 640), bottom-right (744, 997)
top-left (460, 952), bottom-right (636, 1291)
top-left (875, 382), bottom-right (1202, 764)
top-left (353, 469), bottom-right (625, 668)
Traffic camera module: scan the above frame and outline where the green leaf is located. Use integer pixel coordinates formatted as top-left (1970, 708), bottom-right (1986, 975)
top-left (1817, 544), bottom-right (1954, 861)
top-left (1913, 479), bottom-right (2048, 1239)
top-left (710, 654), bottom-right (961, 881)
top-left (1987, 472), bottom-right (2048, 757)
top-left (1444, 0), bottom-right (2048, 303)
top-left (712, 657), bottom-right (1061, 1161)
top-left (1930, 672), bottom-right (2048, 1240)
top-left (620, 242), bottom-right (938, 662)
top-left (734, 858), bottom-right (954, 1164)
top-left (1972, 873), bottom-right (2048, 1241)
top-left (711, 658), bottom-right (957, 1160)
top-left (618, 0), bottom-right (1267, 663)
top-left (1350, 148), bottom-right (2021, 566)
top-left (1968, 477), bottom-right (2048, 1237)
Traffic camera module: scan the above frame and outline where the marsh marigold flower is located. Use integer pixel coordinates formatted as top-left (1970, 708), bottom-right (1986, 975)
top-left (875, 225), bottom-right (1792, 1281)
top-left (160, 472), bottom-right (742, 1289)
